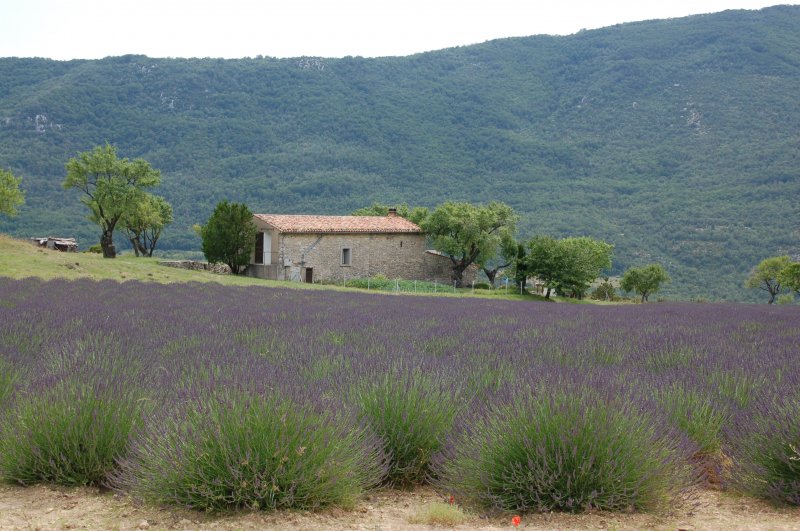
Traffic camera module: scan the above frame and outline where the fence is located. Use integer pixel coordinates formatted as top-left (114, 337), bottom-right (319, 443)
top-left (322, 276), bottom-right (529, 296)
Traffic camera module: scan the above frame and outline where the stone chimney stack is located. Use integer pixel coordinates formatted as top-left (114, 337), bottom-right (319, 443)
top-left (387, 208), bottom-right (398, 217)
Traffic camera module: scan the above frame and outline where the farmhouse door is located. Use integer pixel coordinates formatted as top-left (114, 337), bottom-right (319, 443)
top-left (304, 268), bottom-right (313, 283)
top-left (254, 233), bottom-right (264, 264)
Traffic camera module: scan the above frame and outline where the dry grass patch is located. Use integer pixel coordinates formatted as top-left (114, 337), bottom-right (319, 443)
top-left (407, 501), bottom-right (469, 526)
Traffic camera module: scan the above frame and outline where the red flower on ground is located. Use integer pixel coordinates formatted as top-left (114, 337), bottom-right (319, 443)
top-left (512, 515), bottom-right (521, 527)
top-left (449, 495), bottom-right (455, 505)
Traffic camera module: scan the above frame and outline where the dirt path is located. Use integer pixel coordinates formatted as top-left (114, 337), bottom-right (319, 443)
top-left (0, 484), bottom-right (798, 530)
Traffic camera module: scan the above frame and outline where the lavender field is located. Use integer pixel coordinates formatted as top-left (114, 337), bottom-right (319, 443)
top-left (0, 277), bottom-right (799, 514)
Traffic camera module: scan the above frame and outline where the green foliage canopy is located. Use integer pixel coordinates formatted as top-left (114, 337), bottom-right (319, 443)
top-left (555, 237), bottom-right (614, 298)
top-left (0, 168), bottom-right (24, 217)
top-left (778, 262), bottom-right (800, 295)
top-left (744, 256), bottom-right (790, 304)
top-left (421, 201), bottom-right (518, 287)
top-left (526, 236), bottom-right (613, 298)
top-left (620, 263), bottom-right (671, 302)
top-left (200, 200), bottom-right (258, 274)
top-left (62, 144), bottom-right (161, 258)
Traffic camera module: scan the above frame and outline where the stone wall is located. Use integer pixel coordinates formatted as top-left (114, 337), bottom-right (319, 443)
top-left (158, 260), bottom-right (232, 274)
top-left (279, 232), bottom-right (430, 282)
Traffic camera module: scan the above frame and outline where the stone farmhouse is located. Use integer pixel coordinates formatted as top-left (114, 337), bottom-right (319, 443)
top-left (245, 209), bottom-right (478, 284)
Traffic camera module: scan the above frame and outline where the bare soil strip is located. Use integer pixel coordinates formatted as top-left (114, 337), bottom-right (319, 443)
top-left (0, 485), bottom-right (798, 530)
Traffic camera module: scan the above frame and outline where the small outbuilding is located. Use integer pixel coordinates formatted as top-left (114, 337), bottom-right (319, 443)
top-left (30, 237), bottom-right (78, 252)
top-left (246, 210), bottom-right (477, 284)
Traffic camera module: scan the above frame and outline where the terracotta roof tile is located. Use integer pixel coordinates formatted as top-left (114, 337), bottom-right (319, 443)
top-left (254, 214), bottom-right (423, 234)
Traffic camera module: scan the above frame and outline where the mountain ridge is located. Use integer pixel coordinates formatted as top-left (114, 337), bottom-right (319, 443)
top-left (1, 5), bottom-right (798, 301)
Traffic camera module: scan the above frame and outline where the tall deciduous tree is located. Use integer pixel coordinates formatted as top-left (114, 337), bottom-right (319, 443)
top-left (421, 201), bottom-right (518, 287)
top-left (63, 144), bottom-right (160, 258)
top-left (121, 194), bottom-right (173, 257)
top-left (200, 201), bottom-right (258, 275)
top-left (0, 168), bottom-right (24, 217)
top-left (745, 256), bottom-right (790, 303)
top-left (620, 263), bottom-right (670, 302)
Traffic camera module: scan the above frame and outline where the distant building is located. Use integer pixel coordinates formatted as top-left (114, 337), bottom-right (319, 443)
top-left (246, 209), bottom-right (477, 284)
top-left (30, 237), bottom-right (78, 252)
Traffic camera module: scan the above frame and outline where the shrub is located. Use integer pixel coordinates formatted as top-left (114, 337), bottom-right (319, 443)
top-left (116, 391), bottom-right (386, 512)
top-left (352, 369), bottom-right (461, 487)
top-left (435, 388), bottom-right (691, 513)
top-left (86, 243), bottom-right (103, 253)
top-left (590, 280), bottom-right (617, 301)
top-left (472, 282), bottom-right (493, 290)
top-left (0, 378), bottom-right (145, 486)
top-left (727, 396), bottom-right (800, 505)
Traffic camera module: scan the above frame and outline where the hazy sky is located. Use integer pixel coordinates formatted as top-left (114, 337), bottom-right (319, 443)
top-left (0, 0), bottom-right (792, 60)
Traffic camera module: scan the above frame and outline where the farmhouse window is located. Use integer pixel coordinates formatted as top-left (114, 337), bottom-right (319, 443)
top-left (341, 247), bottom-right (352, 266)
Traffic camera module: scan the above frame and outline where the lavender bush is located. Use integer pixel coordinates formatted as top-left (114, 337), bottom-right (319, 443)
top-left (0, 377), bottom-right (146, 486)
top-left (349, 366), bottom-right (463, 486)
top-left (0, 357), bottom-right (13, 407)
top-left (0, 277), bottom-right (798, 512)
top-left (727, 394), bottom-right (800, 505)
top-left (115, 389), bottom-right (386, 511)
top-left (435, 383), bottom-right (693, 512)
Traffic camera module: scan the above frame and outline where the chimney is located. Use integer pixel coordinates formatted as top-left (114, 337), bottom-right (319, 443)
top-left (387, 208), bottom-right (397, 217)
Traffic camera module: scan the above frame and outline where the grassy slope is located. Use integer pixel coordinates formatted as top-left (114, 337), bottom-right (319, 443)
top-left (0, 234), bottom-right (566, 303)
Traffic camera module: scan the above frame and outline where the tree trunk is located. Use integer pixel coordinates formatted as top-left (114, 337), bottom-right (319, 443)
top-left (483, 268), bottom-right (498, 288)
top-left (545, 287), bottom-right (551, 298)
top-left (129, 237), bottom-right (141, 257)
top-left (450, 264), bottom-right (469, 288)
top-left (101, 230), bottom-right (116, 258)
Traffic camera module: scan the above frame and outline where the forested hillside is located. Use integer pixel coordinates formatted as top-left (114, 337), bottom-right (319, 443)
top-left (1, 6), bottom-right (798, 300)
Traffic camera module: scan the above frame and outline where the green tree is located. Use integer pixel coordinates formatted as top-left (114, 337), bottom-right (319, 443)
top-left (421, 201), bottom-right (518, 287)
top-left (352, 203), bottom-right (429, 225)
top-left (63, 144), bottom-right (161, 258)
top-left (0, 168), bottom-right (25, 217)
top-left (481, 233), bottom-right (518, 288)
top-left (120, 194), bottom-right (173, 257)
top-left (512, 242), bottom-right (530, 291)
top-left (778, 262), bottom-right (800, 295)
top-left (525, 236), bottom-right (613, 299)
top-left (200, 201), bottom-right (258, 274)
top-left (620, 263), bottom-right (671, 303)
top-left (554, 237), bottom-right (614, 298)
top-left (525, 235), bottom-right (562, 298)
top-left (745, 256), bottom-right (790, 304)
